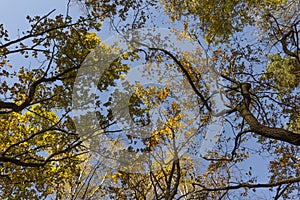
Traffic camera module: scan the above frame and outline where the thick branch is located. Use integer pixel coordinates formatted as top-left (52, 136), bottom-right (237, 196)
top-left (238, 83), bottom-right (300, 146)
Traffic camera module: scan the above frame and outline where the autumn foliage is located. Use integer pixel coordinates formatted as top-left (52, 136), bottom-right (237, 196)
top-left (0, 0), bottom-right (299, 199)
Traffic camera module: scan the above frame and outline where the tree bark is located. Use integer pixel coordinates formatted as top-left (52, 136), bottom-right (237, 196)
top-left (238, 83), bottom-right (300, 146)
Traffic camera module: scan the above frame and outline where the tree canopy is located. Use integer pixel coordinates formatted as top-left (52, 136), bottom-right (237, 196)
top-left (0, 0), bottom-right (299, 199)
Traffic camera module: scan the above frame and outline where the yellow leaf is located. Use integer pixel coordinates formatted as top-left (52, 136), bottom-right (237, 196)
top-left (200, 115), bottom-right (210, 122)
top-left (122, 52), bottom-right (129, 60)
top-left (157, 55), bottom-right (162, 62)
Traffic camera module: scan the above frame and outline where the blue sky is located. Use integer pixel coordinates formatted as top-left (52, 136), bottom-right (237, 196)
top-left (0, 0), bottom-right (69, 35)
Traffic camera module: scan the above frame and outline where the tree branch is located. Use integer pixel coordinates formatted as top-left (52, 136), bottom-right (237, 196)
top-left (238, 83), bottom-right (300, 146)
top-left (193, 176), bottom-right (300, 192)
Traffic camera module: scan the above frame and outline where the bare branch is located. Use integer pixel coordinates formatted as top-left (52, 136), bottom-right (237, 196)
top-left (193, 176), bottom-right (300, 192)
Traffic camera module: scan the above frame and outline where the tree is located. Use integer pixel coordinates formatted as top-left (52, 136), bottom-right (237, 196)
top-left (0, 1), bottom-right (135, 198)
top-left (95, 0), bottom-right (300, 199)
top-left (1, 0), bottom-right (300, 199)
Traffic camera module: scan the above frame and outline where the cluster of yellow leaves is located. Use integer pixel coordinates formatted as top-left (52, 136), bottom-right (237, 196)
top-left (288, 115), bottom-right (300, 133)
top-left (121, 51), bottom-right (140, 62)
top-left (163, 0), bottom-right (289, 43)
top-left (263, 54), bottom-right (300, 92)
top-left (0, 104), bottom-right (58, 150)
top-left (0, 104), bottom-right (82, 198)
top-left (130, 84), bottom-right (170, 110)
top-left (112, 171), bottom-right (123, 184)
top-left (82, 32), bottom-right (101, 50)
top-left (147, 110), bottom-right (183, 149)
